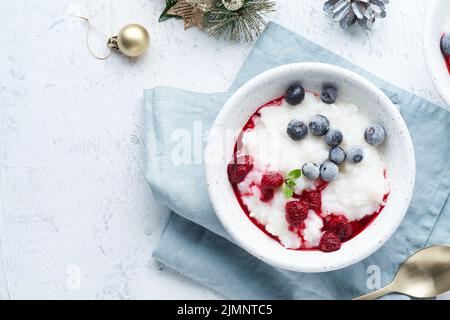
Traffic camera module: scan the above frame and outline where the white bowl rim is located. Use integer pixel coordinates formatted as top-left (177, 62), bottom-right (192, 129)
top-left (423, 0), bottom-right (450, 107)
top-left (205, 62), bottom-right (415, 273)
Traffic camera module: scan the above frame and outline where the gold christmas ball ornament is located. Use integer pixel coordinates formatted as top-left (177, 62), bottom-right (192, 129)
top-left (222, 0), bottom-right (244, 11)
top-left (108, 24), bottom-right (150, 58)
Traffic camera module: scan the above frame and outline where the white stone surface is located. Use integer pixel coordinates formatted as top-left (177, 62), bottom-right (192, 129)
top-left (0, 0), bottom-right (448, 299)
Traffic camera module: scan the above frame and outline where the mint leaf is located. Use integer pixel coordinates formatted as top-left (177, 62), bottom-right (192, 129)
top-left (282, 183), bottom-right (294, 199)
top-left (282, 168), bottom-right (302, 199)
top-left (288, 169), bottom-right (302, 180)
top-left (286, 179), bottom-right (296, 188)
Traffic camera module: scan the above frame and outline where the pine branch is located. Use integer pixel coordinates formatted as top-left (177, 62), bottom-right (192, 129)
top-left (205, 0), bottom-right (275, 42)
top-left (159, 0), bottom-right (179, 22)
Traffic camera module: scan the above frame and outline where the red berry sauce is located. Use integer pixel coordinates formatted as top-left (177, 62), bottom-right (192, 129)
top-left (445, 56), bottom-right (450, 74)
top-left (230, 96), bottom-right (390, 252)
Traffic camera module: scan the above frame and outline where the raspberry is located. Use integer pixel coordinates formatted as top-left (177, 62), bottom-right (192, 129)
top-left (305, 191), bottom-right (321, 212)
top-left (320, 232), bottom-right (341, 252)
top-left (261, 172), bottom-right (284, 190)
top-left (285, 201), bottom-right (309, 227)
top-left (227, 165), bottom-right (250, 184)
top-left (260, 188), bottom-right (274, 202)
top-left (227, 156), bottom-right (254, 184)
top-left (325, 215), bottom-right (353, 240)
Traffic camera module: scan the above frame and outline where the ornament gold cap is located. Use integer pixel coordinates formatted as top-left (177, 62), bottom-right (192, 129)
top-left (108, 24), bottom-right (150, 58)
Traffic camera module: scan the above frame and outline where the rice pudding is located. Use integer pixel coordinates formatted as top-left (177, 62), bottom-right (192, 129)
top-left (227, 84), bottom-right (389, 252)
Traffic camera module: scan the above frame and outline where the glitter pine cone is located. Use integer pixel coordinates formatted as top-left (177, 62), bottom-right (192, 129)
top-left (324, 0), bottom-right (389, 30)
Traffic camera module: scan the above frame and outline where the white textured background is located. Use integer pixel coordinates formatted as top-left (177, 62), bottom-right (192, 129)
top-left (0, 0), bottom-right (449, 299)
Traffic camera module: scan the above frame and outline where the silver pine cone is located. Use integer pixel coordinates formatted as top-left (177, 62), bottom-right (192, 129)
top-left (324, 0), bottom-right (389, 30)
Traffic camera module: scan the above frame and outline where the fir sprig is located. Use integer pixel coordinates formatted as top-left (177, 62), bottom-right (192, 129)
top-left (159, 0), bottom-right (179, 22)
top-left (205, 0), bottom-right (276, 42)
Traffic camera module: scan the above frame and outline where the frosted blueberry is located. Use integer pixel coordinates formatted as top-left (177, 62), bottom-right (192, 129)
top-left (320, 161), bottom-right (339, 182)
top-left (309, 115), bottom-right (330, 136)
top-left (347, 146), bottom-right (365, 164)
top-left (329, 147), bottom-right (346, 165)
top-left (302, 162), bottom-right (320, 180)
top-left (320, 85), bottom-right (338, 104)
top-left (365, 124), bottom-right (386, 146)
top-left (325, 129), bottom-right (343, 147)
top-left (285, 84), bottom-right (305, 106)
top-left (441, 34), bottom-right (450, 56)
top-left (287, 119), bottom-right (308, 141)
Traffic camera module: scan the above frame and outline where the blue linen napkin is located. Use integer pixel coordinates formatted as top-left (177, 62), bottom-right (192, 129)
top-left (145, 22), bottom-right (450, 300)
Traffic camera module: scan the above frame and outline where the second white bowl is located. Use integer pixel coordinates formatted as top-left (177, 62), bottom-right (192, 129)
top-left (424, 0), bottom-right (450, 107)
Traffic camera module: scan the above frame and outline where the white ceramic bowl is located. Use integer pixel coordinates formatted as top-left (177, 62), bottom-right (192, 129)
top-left (205, 63), bottom-right (415, 273)
top-left (424, 0), bottom-right (450, 107)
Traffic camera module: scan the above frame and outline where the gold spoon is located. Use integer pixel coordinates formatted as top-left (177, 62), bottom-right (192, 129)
top-left (354, 245), bottom-right (450, 300)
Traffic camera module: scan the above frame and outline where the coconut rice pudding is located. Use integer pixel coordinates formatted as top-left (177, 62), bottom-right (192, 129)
top-left (227, 83), bottom-right (389, 252)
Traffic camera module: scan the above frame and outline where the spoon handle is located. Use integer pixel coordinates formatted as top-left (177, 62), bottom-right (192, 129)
top-left (353, 285), bottom-right (394, 300)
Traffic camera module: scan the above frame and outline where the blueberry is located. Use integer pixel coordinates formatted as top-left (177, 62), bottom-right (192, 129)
top-left (285, 84), bottom-right (305, 106)
top-left (441, 34), bottom-right (450, 56)
top-left (309, 115), bottom-right (330, 136)
top-left (320, 161), bottom-right (339, 182)
top-left (365, 124), bottom-right (386, 146)
top-left (329, 147), bottom-right (346, 165)
top-left (347, 146), bottom-right (365, 164)
top-left (325, 129), bottom-right (343, 147)
top-left (287, 119), bottom-right (308, 141)
top-left (320, 85), bottom-right (338, 104)
top-left (302, 162), bottom-right (320, 180)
